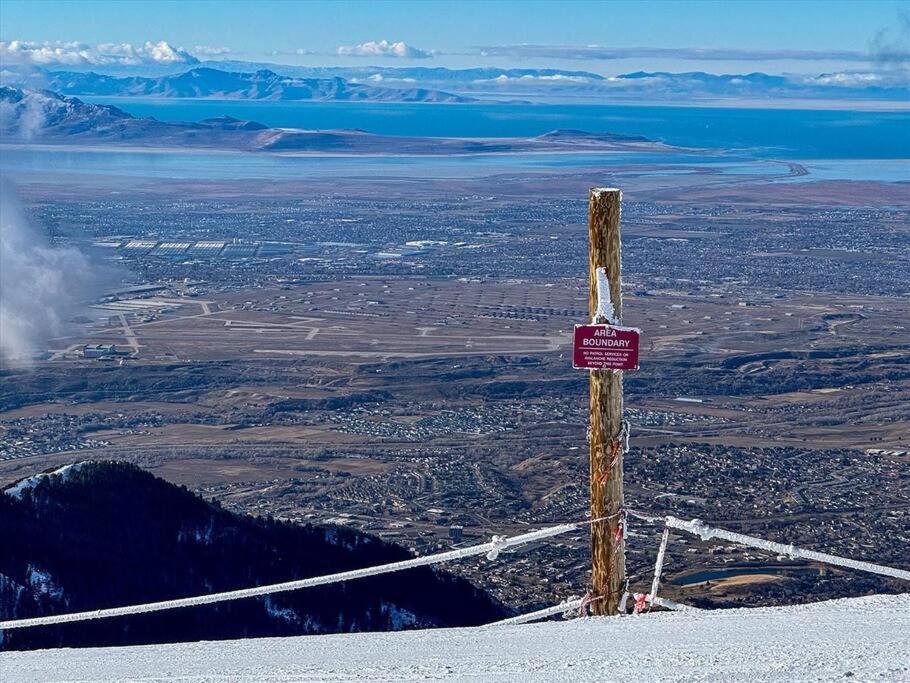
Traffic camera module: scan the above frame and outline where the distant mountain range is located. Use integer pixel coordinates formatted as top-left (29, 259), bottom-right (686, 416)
top-left (4, 62), bottom-right (906, 104)
top-left (196, 63), bottom-right (607, 85)
top-left (0, 460), bottom-right (507, 650)
top-left (24, 67), bottom-right (476, 103)
top-left (6, 61), bottom-right (607, 84)
top-left (0, 87), bottom-right (666, 154)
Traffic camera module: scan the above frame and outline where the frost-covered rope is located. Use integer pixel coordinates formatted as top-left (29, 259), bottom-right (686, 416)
top-left (496, 590), bottom-right (699, 625)
top-left (0, 520), bottom-right (591, 631)
top-left (625, 509), bottom-right (664, 524)
top-left (665, 517), bottom-right (910, 582)
top-left (647, 527), bottom-right (671, 607)
top-left (491, 597), bottom-right (593, 626)
top-left (650, 595), bottom-right (701, 612)
top-left (630, 592), bottom-right (701, 613)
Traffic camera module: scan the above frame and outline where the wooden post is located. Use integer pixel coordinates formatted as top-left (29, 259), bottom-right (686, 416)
top-left (588, 188), bottom-right (625, 615)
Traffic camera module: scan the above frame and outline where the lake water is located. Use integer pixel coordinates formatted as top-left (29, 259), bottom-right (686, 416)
top-left (3, 101), bottom-right (907, 183)
top-left (84, 98), bottom-right (910, 160)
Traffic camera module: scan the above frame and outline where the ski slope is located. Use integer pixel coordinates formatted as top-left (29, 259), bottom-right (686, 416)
top-left (2, 594), bottom-right (908, 682)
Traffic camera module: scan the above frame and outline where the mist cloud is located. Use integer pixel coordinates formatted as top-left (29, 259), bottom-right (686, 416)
top-left (869, 10), bottom-right (910, 67)
top-left (0, 87), bottom-right (46, 140)
top-left (0, 180), bottom-right (109, 368)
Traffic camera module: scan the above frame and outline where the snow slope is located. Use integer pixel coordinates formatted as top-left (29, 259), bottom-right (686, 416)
top-left (3, 462), bottom-right (89, 500)
top-left (2, 594), bottom-right (908, 682)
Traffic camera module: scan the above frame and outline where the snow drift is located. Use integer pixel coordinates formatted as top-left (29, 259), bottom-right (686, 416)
top-left (2, 593), bottom-right (907, 682)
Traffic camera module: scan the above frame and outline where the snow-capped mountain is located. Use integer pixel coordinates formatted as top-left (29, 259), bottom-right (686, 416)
top-left (17, 67), bottom-right (477, 103)
top-left (7, 62), bottom-right (905, 104)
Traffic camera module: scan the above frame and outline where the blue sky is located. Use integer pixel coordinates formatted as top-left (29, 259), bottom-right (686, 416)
top-left (1, 0), bottom-right (907, 74)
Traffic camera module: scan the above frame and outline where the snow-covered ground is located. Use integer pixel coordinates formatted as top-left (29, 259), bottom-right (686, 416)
top-left (3, 594), bottom-right (908, 682)
top-left (4, 462), bottom-right (89, 499)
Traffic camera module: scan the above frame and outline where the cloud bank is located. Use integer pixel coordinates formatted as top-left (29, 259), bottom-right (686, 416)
top-left (0, 40), bottom-right (199, 66)
top-left (336, 40), bottom-right (433, 59)
top-left (474, 73), bottom-right (591, 84)
top-left (477, 44), bottom-right (901, 63)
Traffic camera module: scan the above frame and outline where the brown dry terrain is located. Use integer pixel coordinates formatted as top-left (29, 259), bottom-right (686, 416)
top-left (2, 154), bottom-right (908, 612)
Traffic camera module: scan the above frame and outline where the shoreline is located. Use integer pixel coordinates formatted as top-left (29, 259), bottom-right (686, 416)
top-left (84, 94), bottom-right (910, 114)
top-left (2, 143), bottom-right (908, 167)
top-left (0, 141), bottom-right (695, 160)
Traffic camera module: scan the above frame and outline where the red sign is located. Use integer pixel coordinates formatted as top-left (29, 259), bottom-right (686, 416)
top-left (573, 324), bottom-right (641, 371)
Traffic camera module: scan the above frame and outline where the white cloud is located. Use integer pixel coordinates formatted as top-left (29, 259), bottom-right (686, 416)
top-left (815, 72), bottom-right (882, 86)
top-left (353, 73), bottom-right (416, 84)
top-left (473, 73), bottom-right (590, 85)
top-left (0, 40), bottom-right (199, 66)
top-left (336, 40), bottom-right (433, 59)
top-left (0, 40), bottom-right (94, 66)
top-left (192, 45), bottom-right (232, 57)
top-left (805, 71), bottom-right (896, 87)
top-left (528, 74), bottom-right (589, 82)
top-left (269, 48), bottom-right (315, 57)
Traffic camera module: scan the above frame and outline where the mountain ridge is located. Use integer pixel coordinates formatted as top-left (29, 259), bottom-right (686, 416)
top-left (24, 67), bottom-right (478, 103)
top-left (5, 62), bottom-right (904, 104)
top-left (0, 460), bottom-right (507, 651)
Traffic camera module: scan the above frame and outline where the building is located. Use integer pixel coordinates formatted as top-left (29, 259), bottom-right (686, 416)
top-left (83, 344), bottom-right (117, 359)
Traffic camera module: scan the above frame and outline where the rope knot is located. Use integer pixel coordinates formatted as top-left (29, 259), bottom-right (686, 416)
top-left (577, 591), bottom-right (595, 617)
top-left (596, 422), bottom-right (631, 485)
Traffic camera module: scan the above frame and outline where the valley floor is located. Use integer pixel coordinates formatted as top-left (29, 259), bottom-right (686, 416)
top-left (2, 593), bottom-right (908, 682)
